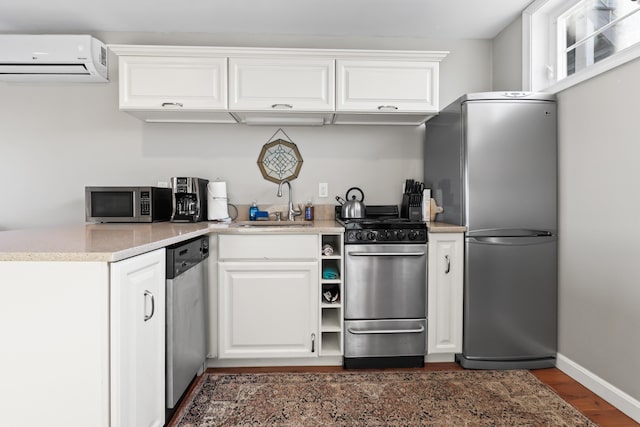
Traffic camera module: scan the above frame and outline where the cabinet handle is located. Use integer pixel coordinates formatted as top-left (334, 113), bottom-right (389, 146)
top-left (311, 333), bottom-right (316, 353)
top-left (377, 105), bottom-right (399, 111)
top-left (444, 255), bottom-right (451, 274)
top-left (271, 103), bottom-right (293, 109)
top-left (144, 290), bottom-right (155, 322)
top-left (161, 102), bottom-right (184, 107)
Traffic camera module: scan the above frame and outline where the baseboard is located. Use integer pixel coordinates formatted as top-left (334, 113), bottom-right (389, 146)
top-left (556, 353), bottom-right (640, 423)
top-left (425, 353), bottom-right (455, 363)
top-left (207, 356), bottom-right (343, 368)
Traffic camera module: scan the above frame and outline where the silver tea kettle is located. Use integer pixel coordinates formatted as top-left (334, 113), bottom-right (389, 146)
top-left (336, 187), bottom-right (366, 219)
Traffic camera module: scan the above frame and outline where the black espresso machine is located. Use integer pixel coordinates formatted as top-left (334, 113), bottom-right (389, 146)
top-left (170, 177), bottom-right (208, 222)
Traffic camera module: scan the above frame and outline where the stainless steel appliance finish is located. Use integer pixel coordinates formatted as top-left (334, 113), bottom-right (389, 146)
top-left (85, 186), bottom-right (172, 223)
top-left (340, 205), bottom-right (428, 369)
top-left (165, 236), bottom-right (208, 411)
top-left (344, 244), bottom-right (427, 320)
top-left (345, 319), bottom-right (427, 359)
top-left (171, 177), bottom-right (209, 222)
top-left (424, 92), bottom-right (557, 370)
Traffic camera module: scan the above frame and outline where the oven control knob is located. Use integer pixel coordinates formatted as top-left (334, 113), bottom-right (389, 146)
top-left (355, 231), bottom-right (363, 240)
top-left (408, 231), bottom-right (418, 240)
top-left (379, 230), bottom-right (390, 240)
top-left (367, 231), bottom-right (376, 241)
top-left (396, 230), bottom-right (406, 240)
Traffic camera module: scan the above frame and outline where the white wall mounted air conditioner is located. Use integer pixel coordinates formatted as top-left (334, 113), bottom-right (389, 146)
top-left (0, 35), bottom-right (108, 82)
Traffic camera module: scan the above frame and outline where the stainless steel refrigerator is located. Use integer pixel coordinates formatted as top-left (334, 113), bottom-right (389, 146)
top-left (424, 92), bottom-right (557, 369)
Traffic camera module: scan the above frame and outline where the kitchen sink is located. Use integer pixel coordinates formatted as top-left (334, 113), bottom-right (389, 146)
top-left (232, 221), bottom-right (313, 228)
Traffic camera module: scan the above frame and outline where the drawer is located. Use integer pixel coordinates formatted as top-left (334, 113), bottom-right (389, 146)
top-left (218, 234), bottom-right (318, 260)
top-left (344, 319), bottom-right (426, 358)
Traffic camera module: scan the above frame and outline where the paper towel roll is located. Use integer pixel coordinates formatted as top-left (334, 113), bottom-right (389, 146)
top-left (208, 181), bottom-right (227, 198)
top-left (207, 181), bottom-right (230, 220)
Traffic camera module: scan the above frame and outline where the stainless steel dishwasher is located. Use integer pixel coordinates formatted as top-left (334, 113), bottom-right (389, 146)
top-left (165, 235), bottom-right (208, 411)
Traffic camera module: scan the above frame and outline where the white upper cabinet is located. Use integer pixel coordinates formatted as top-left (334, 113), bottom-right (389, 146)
top-left (335, 59), bottom-right (440, 125)
top-left (109, 45), bottom-right (448, 126)
top-left (229, 57), bottom-right (335, 125)
top-left (118, 56), bottom-right (236, 123)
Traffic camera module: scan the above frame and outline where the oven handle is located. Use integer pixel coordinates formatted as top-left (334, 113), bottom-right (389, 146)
top-left (348, 251), bottom-right (426, 257)
top-left (347, 325), bottom-right (425, 335)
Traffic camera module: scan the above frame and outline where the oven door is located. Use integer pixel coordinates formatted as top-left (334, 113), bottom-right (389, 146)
top-left (344, 244), bottom-right (427, 320)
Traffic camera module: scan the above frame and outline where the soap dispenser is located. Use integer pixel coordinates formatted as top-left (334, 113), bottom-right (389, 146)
top-left (249, 202), bottom-right (258, 221)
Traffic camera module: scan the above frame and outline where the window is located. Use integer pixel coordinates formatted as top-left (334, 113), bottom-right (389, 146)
top-left (524, 0), bottom-right (640, 93)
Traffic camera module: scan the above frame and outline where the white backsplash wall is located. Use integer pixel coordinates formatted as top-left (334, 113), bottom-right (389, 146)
top-left (0, 32), bottom-right (492, 230)
top-left (0, 82), bottom-right (425, 229)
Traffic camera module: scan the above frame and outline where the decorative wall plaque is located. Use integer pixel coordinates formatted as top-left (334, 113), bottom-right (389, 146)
top-left (257, 129), bottom-right (303, 183)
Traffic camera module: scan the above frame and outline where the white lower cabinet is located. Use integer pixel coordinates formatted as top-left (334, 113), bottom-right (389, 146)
top-left (427, 233), bottom-right (464, 354)
top-left (218, 261), bottom-right (319, 358)
top-left (0, 248), bottom-right (166, 427)
top-left (110, 248), bottom-right (166, 427)
top-left (217, 234), bottom-right (320, 360)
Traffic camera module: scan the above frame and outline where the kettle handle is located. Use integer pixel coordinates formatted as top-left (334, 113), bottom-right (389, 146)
top-left (335, 196), bottom-right (346, 205)
top-left (346, 187), bottom-right (365, 202)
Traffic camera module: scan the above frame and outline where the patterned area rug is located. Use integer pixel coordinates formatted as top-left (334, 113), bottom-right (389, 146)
top-left (172, 370), bottom-right (597, 427)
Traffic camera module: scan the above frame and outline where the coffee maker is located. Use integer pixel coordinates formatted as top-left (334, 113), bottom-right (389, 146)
top-left (170, 177), bottom-right (209, 222)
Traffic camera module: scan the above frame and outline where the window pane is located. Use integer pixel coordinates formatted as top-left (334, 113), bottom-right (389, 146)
top-left (564, 1), bottom-right (640, 76)
top-left (565, 0), bottom-right (640, 41)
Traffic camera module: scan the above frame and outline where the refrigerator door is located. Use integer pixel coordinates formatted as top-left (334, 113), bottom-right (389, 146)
top-left (460, 235), bottom-right (557, 369)
top-left (464, 99), bottom-right (557, 233)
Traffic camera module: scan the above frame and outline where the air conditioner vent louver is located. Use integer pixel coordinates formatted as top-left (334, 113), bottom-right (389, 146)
top-left (0, 64), bottom-right (91, 75)
top-left (0, 35), bottom-right (108, 82)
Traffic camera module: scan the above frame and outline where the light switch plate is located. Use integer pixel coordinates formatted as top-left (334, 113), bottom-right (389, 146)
top-left (319, 183), bottom-right (329, 198)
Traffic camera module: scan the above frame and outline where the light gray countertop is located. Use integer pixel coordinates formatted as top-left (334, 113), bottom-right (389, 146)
top-left (0, 220), bottom-right (342, 262)
top-left (0, 220), bottom-right (464, 262)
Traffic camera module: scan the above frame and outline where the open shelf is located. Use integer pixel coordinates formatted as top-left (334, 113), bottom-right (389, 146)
top-left (319, 232), bottom-right (344, 357)
top-left (321, 308), bottom-right (341, 331)
top-left (320, 332), bottom-right (341, 356)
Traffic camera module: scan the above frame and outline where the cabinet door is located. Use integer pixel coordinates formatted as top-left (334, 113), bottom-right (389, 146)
top-left (119, 56), bottom-right (228, 110)
top-left (427, 233), bottom-right (463, 354)
top-left (111, 249), bottom-right (166, 427)
top-left (229, 58), bottom-right (335, 111)
top-left (218, 261), bottom-right (319, 359)
top-left (336, 60), bottom-right (438, 112)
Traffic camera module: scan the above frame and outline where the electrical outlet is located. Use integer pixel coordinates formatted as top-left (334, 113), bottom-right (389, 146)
top-left (319, 182), bottom-right (329, 198)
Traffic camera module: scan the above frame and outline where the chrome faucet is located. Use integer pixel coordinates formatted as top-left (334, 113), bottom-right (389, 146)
top-left (277, 179), bottom-right (301, 221)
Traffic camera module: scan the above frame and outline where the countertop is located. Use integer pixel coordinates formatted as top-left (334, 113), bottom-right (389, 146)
top-left (428, 222), bottom-right (467, 233)
top-left (0, 220), bottom-right (465, 262)
top-left (0, 220), bottom-right (342, 262)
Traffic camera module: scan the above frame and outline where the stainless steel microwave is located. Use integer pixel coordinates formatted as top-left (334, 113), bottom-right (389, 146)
top-left (85, 186), bottom-right (173, 223)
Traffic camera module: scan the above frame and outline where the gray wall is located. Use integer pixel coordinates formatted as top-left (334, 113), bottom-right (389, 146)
top-left (556, 58), bottom-right (640, 400)
top-left (493, 17), bottom-right (640, 402)
top-left (492, 18), bottom-right (523, 91)
top-left (0, 33), bottom-right (491, 230)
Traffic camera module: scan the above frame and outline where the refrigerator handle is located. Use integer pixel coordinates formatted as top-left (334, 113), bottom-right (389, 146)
top-left (467, 229), bottom-right (554, 238)
top-left (467, 235), bottom-right (556, 246)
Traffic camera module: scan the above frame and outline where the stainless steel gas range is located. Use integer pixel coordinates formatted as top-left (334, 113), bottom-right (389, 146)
top-left (338, 205), bottom-right (428, 369)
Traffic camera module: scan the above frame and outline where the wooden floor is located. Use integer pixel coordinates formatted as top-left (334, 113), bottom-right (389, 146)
top-left (172, 363), bottom-right (639, 427)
